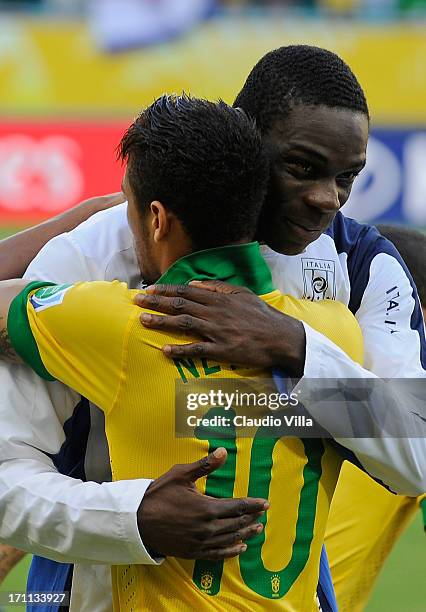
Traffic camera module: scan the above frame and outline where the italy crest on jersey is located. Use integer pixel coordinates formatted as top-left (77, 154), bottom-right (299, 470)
top-left (301, 258), bottom-right (336, 301)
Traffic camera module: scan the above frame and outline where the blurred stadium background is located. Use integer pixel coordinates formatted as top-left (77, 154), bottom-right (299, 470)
top-left (0, 0), bottom-right (424, 610)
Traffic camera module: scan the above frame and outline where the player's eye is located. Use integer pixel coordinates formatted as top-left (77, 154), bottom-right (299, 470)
top-left (285, 158), bottom-right (315, 178)
top-left (336, 169), bottom-right (362, 188)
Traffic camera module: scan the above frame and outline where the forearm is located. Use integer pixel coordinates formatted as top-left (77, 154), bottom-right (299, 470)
top-left (269, 315), bottom-right (306, 377)
top-left (0, 363), bottom-right (158, 566)
top-left (0, 458), bottom-right (157, 566)
top-left (0, 545), bottom-right (25, 584)
top-left (0, 193), bottom-right (124, 280)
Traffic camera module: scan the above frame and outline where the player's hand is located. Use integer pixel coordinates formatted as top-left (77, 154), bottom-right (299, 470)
top-left (137, 447), bottom-right (269, 560)
top-left (134, 281), bottom-right (306, 376)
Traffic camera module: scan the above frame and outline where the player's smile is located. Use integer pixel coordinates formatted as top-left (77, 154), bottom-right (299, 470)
top-left (279, 215), bottom-right (324, 242)
top-left (258, 104), bottom-right (368, 255)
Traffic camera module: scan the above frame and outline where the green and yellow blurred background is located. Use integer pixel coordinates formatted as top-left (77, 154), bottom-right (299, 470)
top-left (0, 1), bottom-right (425, 610)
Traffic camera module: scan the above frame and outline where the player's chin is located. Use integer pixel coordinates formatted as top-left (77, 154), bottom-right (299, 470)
top-left (265, 234), bottom-right (310, 256)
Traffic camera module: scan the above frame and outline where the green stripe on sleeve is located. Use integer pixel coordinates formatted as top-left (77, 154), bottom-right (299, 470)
top-left (8, 281), bottom-right (57, 381)
top-left (420, 497), bottom-right (426, 533)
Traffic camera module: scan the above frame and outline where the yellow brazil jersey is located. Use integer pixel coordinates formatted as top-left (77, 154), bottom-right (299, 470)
top-left (8, 242), bottom-right (364, 612)
top-left (325, 462), bottom-right (426, 612)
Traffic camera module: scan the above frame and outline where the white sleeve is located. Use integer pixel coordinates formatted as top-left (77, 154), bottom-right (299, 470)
top-left (354, 252), bottom-right (425, 378)
top-left (24, 232), bottom-right (102, 283)
top-left (0, 229), bottom-right (160, 565)
top-left (298, 250), bottom-right (426, 496)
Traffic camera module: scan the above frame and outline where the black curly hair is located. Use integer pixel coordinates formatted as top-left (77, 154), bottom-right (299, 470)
top-left (234, 45), bottom-right (369, 132)
top-left (119, 94), bottom-right (269, 250)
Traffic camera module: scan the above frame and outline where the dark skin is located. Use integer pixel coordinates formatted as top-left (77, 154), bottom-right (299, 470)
top-left (139, 448), bottom-right (268, 559)
top-left (134, 105), bottom-right (369, 376)
top-left (258, 105), bottom-right (368, 255)
top-left (136, 280), bottom-right (306, 374)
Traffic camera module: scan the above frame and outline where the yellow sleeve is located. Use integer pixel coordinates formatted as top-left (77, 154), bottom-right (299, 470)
top-left (282, 296), bottom-right (364, 365)
top-left (8, 280), bottom-right (138, 414)
top-left (326, 462), bottom-right (419, 611)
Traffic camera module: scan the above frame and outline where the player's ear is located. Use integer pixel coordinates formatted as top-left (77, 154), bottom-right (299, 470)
top-left (151, 200), bottom-right (171, 242)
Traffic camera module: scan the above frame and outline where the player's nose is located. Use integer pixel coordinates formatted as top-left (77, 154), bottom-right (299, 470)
top-left (304, 181), bottom-right (340, 213)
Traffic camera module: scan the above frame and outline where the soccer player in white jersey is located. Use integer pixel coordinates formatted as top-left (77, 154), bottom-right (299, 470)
top-left (323, 224), bottom-right (426, 611)
top-left (0, 46), bottom-right (425, 612)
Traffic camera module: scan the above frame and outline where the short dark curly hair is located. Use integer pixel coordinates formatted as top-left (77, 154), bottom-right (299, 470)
top-left (118, 94), bottom-right (269, 250)
top-left (233, 45), bottom-right (369, 132)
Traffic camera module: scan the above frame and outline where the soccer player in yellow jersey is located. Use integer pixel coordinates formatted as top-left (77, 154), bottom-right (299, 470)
top-left (0, 95), bottom-right (363, 610)
top-left (324, 224), bottom-right (426, 612)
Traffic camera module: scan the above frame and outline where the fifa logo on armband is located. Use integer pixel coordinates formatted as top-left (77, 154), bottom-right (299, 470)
top-left (271, 574), bottom-right (280, 596)
top-left (200, 572), bottom-right (213, 592)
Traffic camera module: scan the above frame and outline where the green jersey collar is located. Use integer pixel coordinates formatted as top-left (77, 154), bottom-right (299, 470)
top-left (157, 242), bottom-right (274, 295)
